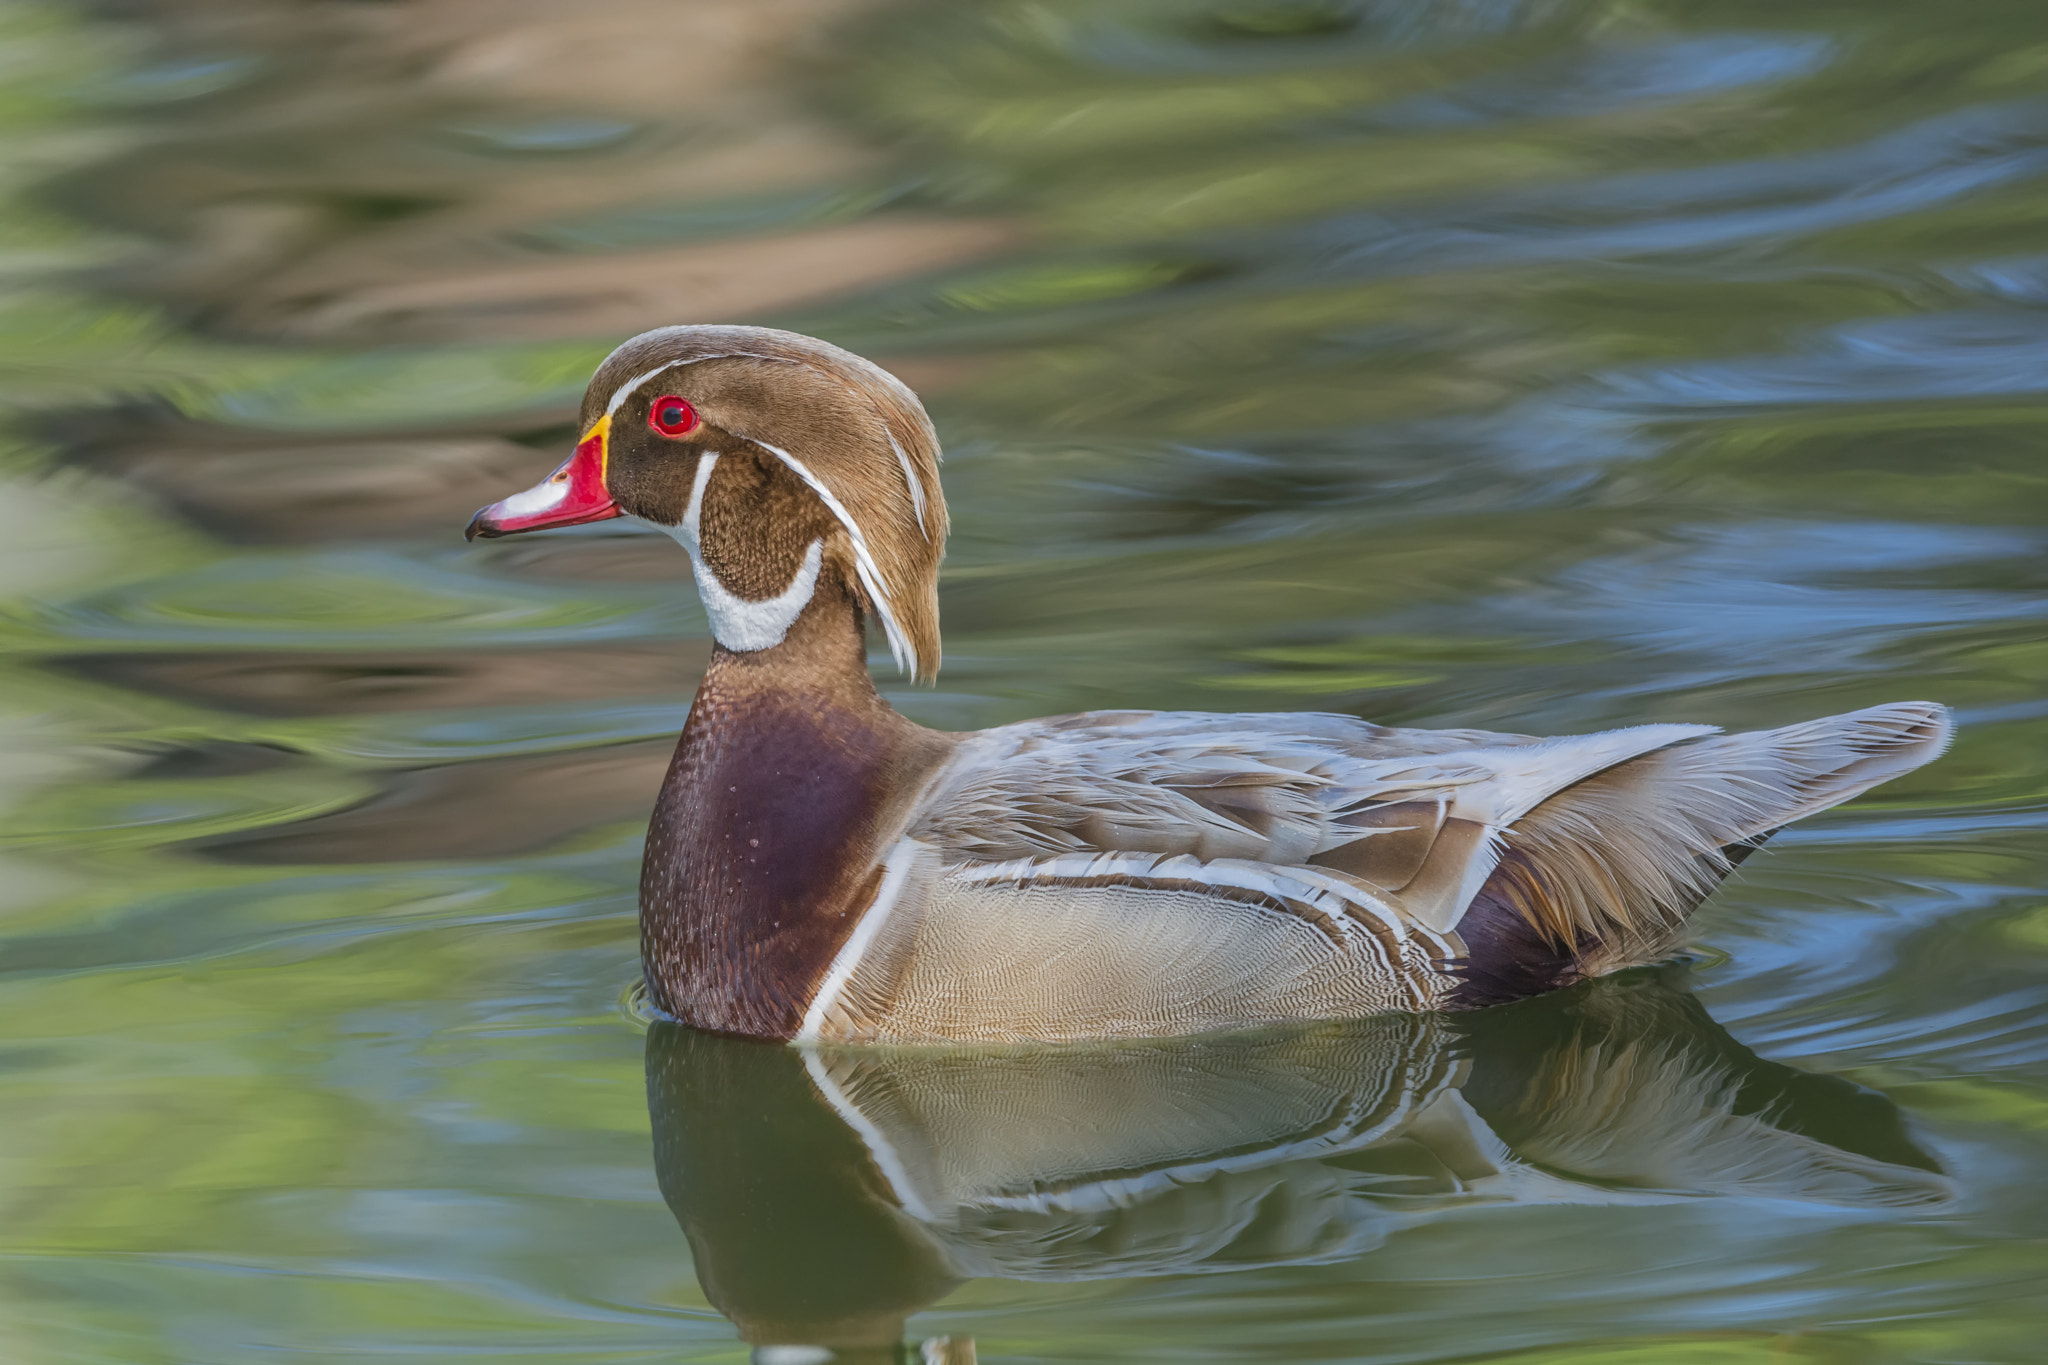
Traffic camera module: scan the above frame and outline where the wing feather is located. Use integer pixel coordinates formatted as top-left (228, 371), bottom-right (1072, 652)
top-left (1492, 701), bottom-right (1953, 958)
top-left (910, 710), bottom-right (1716, 936)
top-left (904, 701), bottom-right (1952, 991)
top-left (912, 711), bottom-right (1516, 870)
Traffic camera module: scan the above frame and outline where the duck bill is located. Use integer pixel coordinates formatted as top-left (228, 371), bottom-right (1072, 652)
top-left (464, 416), bottom-right (622, 540)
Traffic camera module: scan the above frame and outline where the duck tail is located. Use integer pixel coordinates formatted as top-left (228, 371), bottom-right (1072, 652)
top-left (1450, 701), bottom-right (1951, 1006)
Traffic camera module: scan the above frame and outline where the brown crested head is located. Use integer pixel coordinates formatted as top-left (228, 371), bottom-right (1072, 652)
top-left (473, 325), bottom-right (947, 681)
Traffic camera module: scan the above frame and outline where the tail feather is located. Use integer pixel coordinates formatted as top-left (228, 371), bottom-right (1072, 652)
top-left (1474, 701), bottom-right (1950, 972)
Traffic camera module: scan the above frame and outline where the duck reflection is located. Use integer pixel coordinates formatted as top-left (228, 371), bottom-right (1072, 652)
top-left (645, 973), bottom-right (1946, 1361)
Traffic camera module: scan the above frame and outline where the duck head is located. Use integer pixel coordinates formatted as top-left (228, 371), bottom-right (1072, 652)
top-left (467, 325), bottom-right (947, 680)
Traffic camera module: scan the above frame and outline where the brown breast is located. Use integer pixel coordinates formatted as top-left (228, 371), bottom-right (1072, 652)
top-left (638, 599), bottom-right (953, 1038)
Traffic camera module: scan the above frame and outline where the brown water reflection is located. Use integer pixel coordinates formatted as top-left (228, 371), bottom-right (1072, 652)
top-left (51, 408), bottom-right (547, 544)
top-left (4, 0), bottom-right (2048, 1360)
top-left (56, 642), bottom-right (708, 716)
top-left (74, 0), bottom-right (1019, 347)
top-left (651, 976), bottom-right (1946, 1360)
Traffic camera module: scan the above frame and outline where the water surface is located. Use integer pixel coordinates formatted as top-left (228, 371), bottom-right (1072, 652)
top-left (2, 0), bottom-right (2046, 1360)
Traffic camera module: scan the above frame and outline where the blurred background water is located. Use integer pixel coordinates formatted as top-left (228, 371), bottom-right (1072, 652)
top-left (1, 0), bottom-right (2046, 1361)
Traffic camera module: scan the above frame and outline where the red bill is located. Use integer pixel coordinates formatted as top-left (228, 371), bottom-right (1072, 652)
top-left (465, 415), bottom-right (622, 540)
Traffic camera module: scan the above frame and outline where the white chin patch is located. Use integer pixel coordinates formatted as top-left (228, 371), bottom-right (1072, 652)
top-left (650, 451), bottom-right (824, 653)
top-left (691, 537), bottom-right (824, 651)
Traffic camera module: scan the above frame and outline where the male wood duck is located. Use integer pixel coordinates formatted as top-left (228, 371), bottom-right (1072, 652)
top-left (467, 324), bottom-right (1951, 1044)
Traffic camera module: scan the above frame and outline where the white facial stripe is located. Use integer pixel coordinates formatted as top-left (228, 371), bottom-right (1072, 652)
top-left (889, 432), bottom-right (930, 542)
top-left (600, 348), bottom-right (784, 419)
top-left (603, 360), bottom-right (684, 419)
top-left (651, 451), bottom-right (825, 653)
top-left (499, 474), bottom-right (569, 517)
top-left (753, 440), bottom-right (917, 677)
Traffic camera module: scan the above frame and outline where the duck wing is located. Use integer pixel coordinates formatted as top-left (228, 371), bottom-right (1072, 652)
top-left (910, 700), bottom-right (1951, 951)
top-left (912, 708), bottom-right (1714, 931)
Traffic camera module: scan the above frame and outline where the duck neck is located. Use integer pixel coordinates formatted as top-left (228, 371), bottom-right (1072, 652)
top-left (640, 576), bottom-right (950, 1038)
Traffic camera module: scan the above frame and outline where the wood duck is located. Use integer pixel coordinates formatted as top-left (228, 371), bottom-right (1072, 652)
top-left (466, 324), bottom-right (1951, 1044)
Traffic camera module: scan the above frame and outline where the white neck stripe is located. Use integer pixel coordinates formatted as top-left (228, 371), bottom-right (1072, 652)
top-left (691, 539), bottom-right (822, 652)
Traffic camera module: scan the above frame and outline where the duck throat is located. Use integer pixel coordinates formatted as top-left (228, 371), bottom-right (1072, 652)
top-left (639, 590), bottom-right (949, 1038)
top-left (653, 451), bottom-right (827, 654)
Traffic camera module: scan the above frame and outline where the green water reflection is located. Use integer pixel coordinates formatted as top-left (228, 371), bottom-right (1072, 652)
top-left (653, 976), bottom-right (1952, 1359)
top-left (2, 0), bottom-right (2046, 1360)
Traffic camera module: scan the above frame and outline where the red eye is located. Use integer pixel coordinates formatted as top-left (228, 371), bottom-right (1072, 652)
top-left (649, 396), bottom-right (698, 437)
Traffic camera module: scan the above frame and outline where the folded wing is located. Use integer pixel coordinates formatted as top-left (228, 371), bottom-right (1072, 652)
top-left (909, 701), bottom-right (1951, 1007)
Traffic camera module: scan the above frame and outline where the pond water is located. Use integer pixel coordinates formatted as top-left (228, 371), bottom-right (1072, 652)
top-left (2, 0), bottom-right (2046, 1361)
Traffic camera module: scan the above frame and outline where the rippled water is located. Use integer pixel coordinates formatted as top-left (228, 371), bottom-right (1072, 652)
top-left (3, 1), bottom-right (2046, 1360)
